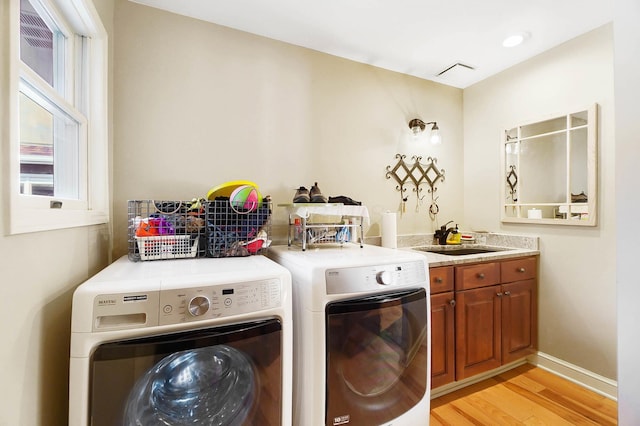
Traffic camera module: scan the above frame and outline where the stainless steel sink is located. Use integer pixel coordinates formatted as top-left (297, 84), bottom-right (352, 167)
top-left (412, 246), bottom-right (507, 256)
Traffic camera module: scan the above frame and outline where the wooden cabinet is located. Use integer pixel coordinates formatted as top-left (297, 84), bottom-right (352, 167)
top-left (455, 284), bottom-right (502, 379)
top-left (501, 279), bottom-right (537, 364)
top-left (430, 256), bottom-right (538, 387)
top-left (455, 256), bottom-right (538, 380)
top-left (429, 266), bottom-right (455, 388)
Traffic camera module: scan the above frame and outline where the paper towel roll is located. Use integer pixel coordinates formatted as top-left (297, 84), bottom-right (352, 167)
top-left (381, 211), bottom-right (397, 249)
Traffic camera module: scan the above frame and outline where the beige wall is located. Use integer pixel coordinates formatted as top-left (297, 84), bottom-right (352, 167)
top-left (464, 25), bottom-right (616, 379)
top-left (112, 0), bottom-right (464, 257)
top-left (0, 0), bottom-right (114, 425)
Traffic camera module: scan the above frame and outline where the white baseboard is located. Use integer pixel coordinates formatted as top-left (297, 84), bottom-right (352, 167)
top-left (430, 359), bottom-right (528, 399)
top-left (430, 352), bottom-right (618, 401)
top-left (528, 352), bottom-right (618, 401)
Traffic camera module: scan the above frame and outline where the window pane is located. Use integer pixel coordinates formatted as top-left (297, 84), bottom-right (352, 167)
top-left (20, 0), bottom-right (59, 87)
top-left (20, 91), bottom-right (53, 195)
top-left (20, 91), bottom-right (81, 199)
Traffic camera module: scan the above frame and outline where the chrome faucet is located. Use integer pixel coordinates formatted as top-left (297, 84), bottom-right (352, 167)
top-left (434, 220), bottom-right (456, 245)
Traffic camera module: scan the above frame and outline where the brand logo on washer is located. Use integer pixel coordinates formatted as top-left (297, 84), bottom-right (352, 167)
top-left (123, 294), bottom-right (148, 302)
top-left (97, 298), bottom-right (116, 306)
top-left (333, 415), bottom-right (350, 425)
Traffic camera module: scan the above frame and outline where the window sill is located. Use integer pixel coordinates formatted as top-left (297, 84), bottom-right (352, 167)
top-left (9, 203), bottom-right (109, 234)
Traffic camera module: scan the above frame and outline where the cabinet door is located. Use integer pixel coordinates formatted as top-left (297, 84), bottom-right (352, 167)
top-left (455, 285), bottom-right (501, 380)
top-left (430, 292), bottom-right (455, 388)
top-left (502, 279), bottom-right (537, 363)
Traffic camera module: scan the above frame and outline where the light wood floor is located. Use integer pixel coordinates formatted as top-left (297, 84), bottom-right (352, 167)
top-left (430, 364), bottom-right (617, 425)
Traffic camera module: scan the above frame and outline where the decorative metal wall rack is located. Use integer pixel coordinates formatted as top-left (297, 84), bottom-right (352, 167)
top-left (385, 154), bottom-right (445, 218)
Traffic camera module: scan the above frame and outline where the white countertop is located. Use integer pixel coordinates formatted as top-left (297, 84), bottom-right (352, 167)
top-left (404, 244), bottom-right (539, 267)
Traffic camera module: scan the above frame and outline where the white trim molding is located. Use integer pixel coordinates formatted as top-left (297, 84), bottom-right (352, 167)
top-left (431, 353), bottom-right (618, 401)
top-left (5, 0), bottom-right (109, 234)
top-left (430, 359), bottom-right (528, 399)
top-left (528, 352), bottom-right (618, 401)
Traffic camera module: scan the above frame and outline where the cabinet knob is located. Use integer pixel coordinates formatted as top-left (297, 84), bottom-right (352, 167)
top-left (517, 267), bottom-right (526, 273)
top-left (449, 299), bottom-right (456, 307)
top-left (435, 277), bottom-right (443, 283)
top-left (496, 292), bottom-right (503, 297)
top-left (504, 291), bottom-right (511, 296)
top-left (477, 273), bottom-right (485, 279)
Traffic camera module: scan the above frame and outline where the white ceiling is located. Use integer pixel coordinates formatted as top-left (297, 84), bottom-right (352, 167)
top-left (130, 0), bottom-right (613, 88)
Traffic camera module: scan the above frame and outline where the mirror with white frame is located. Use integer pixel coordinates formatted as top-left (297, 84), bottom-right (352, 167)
top-left (501, 104), bottom-right (598, 226)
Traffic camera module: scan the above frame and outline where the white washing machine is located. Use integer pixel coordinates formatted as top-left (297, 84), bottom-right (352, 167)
top-left (69, 255), bottom-right (292, 426)
top-left (266, 244), bottom-right (430, 426)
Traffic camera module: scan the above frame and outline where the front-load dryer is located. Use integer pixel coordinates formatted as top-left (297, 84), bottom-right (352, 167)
top-left (69, 255), bottom-right (292, 426)
top-left (267, 244), bottom-right (430, 426)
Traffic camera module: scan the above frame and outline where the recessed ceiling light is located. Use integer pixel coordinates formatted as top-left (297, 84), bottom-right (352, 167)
top-left (502, 32), bottom-right (530, 48)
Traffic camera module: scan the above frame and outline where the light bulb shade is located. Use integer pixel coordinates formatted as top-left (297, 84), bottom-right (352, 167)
top-left (429, 126), bottom-right (442, 145)
top-left (399, 119), bottom-right (442, 153)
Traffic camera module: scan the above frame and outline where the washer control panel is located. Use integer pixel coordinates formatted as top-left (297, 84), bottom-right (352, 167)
top-left (325, 260), bottom-right (427, 295)
top-left (158, 278), bottom-right (282, 326)
top-left (91, 278), bottom-right (282, 331)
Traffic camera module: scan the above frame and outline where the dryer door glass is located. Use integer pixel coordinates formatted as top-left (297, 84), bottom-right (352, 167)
top-left (89, 319), bottom-right (282, 426)
top-left (325, 288), bottom-right (428, 426)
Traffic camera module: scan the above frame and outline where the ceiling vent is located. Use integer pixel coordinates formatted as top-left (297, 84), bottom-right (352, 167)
top-left (436, 62), bottom-right (476, 79)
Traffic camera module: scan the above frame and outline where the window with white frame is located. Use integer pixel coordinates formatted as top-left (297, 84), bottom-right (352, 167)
top-left (7, 0), bottom-right (108, 234)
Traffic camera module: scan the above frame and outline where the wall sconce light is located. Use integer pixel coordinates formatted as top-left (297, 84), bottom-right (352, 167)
top-left (408, 118), bottom-right (442, 145)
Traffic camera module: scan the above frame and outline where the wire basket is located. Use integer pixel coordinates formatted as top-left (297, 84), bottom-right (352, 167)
top-left (205, 198), bottom-right (272, 257)
top-left (135, 235), bottom-right (199, 260)
top-left (128, 200), bottom-right (206, 261)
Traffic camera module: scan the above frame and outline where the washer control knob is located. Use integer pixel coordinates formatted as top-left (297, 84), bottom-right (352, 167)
top-left (376, 270), bottom-right (393, 285)
top-left (188, 296), bottom-right (210, 316)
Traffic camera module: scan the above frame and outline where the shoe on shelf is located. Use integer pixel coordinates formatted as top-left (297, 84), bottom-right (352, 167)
top-left (309, 182), bottom-right (328, 203)
top-left (328, 195), bottom-right (361, 206)
top-left (293, 186), bottom-right (310, 203)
